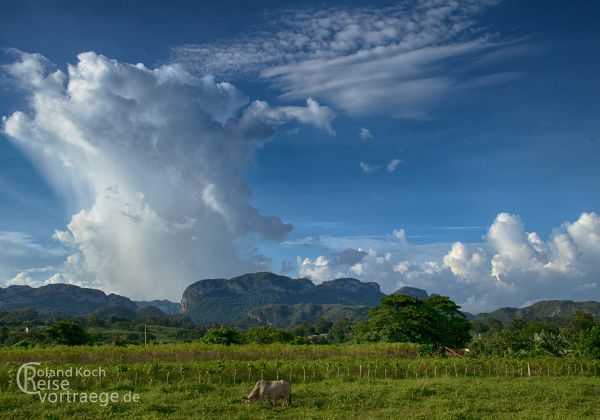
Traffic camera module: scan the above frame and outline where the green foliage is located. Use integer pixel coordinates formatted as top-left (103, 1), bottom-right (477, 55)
top-left (329, 317), bottom-right (353, 343)
top-left (248, 303), bottom-right (368, 329)
top-left (0, 344), bottom-right (600, 419)
top-left (244, 327), bottom-right (296, 344)
top-left (202, 326), bottom-right (244, 346)
top-left (532, 331), bottom-right (573, 357)
top-left (472, 311), bottom-right (600, 357)
top-left (354, 295), bottom-right (471, 347)
top-left (426, 295), bottom-right (472, 347)
top-left (569, 311), bottom-right (599, 336)
top-left (577, 326), bottom-right (600, 359)
top-left (46, 320), bottom-right (90, 346)
top-left (0, 308), bottom-right (40, 324)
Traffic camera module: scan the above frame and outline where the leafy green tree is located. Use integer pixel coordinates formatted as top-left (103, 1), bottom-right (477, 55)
top-left (314, 317), bottom-right (332, 334)
top-left (201, 326), bottom-right (243, 345)
top-left (329, 317), bottom-right (352, 343)
top-left (426, 295), bottom-right (472, 347)
top-left (47, 321), bottom-right (90, 345)
top-left (293, 321), bottom-right (314, 337)
top-left (354, 295), bottom-right (471, 347)
top-left (244, 327), bottom-right (295, 344)
top-left (471, 318), bottom-right (503, 335)
top-left (569, 311), bottom-right (599, 337)
top-left (577, 326), bottom-right (600, 358)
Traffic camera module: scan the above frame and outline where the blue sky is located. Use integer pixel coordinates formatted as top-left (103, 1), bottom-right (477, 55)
top-left (0, 0), bottom-right (599, 311)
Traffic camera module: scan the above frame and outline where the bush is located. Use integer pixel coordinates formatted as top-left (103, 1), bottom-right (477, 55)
top-left (201, 326), bottom-right (243, 346)
top-left (577, 326), bottom-right (600, 358)
top-left (244, 327), bottom-right (295, 344)
top-left (46, 321), bottom-right (90, 345)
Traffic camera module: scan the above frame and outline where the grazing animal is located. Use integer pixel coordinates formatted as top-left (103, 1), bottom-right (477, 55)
top-left (243, 380), bottom-right (291, 407)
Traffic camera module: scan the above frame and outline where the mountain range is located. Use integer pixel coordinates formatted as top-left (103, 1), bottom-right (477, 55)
top-left (1, 272), bottom-right (600, 327)
top-left (475, 300), bottom-right (600, 324)
top-left (180, 272), bottom-right (384, 326)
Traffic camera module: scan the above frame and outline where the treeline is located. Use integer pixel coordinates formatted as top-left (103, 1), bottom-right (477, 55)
top-left (2, 295), bottom-right (600, 359)
top-left (471, 311), bottom-right (600, 358)
top-left (0, 307), bottom-right (197, 347)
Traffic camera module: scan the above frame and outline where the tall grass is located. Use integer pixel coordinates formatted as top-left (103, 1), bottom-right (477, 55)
top-left (0, 342), bottom-right (421, 364)
top-left (2, 344), bottom-right (600, 418)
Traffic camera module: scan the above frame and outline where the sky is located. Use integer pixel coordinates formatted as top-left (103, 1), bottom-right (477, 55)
top-left (0, 0), bottom-right (599, 312)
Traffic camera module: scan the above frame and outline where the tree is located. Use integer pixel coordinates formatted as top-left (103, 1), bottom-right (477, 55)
top-left (293, 321), bottom-right (314, 337)
top-left (329, 317), bottom-right (352, 343)
top-left (201, 326), bottom-right (243, 345)
top-left (314, 317), bottom-right (332, 334)
top-left (577, 326), bottom-right (600, 358)
top-left (354, 295), bottom-right (471, 348)
top-left (47, 321), bottom-right (90, 345)
top-left (244, 327), bottom-right (295, 344)
top-left (426, 295), bottom-right (472, 347)
top-left (569, 311), bottom-right (599, 337)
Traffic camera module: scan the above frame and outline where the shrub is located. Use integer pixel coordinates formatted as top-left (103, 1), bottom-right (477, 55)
top-left (201, 326), bottom-right (243, 346)
top-left (46, 320), bottom-right (90, 346)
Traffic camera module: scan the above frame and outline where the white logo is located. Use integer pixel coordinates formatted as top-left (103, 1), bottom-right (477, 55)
top-left (15, 362), bottom-right (140, 406)
top-left (17, 362), bottom-right (41, 395)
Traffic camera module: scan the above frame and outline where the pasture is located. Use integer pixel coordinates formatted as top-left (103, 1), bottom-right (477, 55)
top-left (1, 343), bottom-right (599, 419)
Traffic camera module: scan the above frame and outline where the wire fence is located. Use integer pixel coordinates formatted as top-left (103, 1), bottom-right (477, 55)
top-left (3, 358), bottom-right (599, 391)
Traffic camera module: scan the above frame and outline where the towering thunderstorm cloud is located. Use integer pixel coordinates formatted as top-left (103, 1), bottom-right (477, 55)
top-left (2, 52), bottom-right (335, 299)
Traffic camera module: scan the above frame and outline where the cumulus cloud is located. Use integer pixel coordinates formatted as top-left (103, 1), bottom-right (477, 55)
top-left (359, 162), bottom-right (378, 173)
top-left (240, 97), bottom-right (336, 135)
top-left (6, 271), bottom-right (75, 288)
top-left (300, 248), bottom-right (395, 285)
top-left (6, 272), bottom-right (36, 287)
top-left (392, 229), bottom-right (406, 242)
top-left (174, 0), bottom-right (519, 118)
top-left (298, 212), bottom-right (600, 312)
top-left (2, 51), bottom-right (334, 299)
top-left (386, 158), bottom-right (401, 172)
top-left (359, 128), bottom-right (373, 139)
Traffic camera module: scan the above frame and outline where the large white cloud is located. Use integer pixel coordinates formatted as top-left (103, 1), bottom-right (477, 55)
top-left (298, 212), bottom-right (600, 313)
top-left (2, 51), bottom-right (335, 300)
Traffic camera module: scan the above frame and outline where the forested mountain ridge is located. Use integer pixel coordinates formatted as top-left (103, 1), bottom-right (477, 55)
top-left (180, 272), bottom-right (385, 325)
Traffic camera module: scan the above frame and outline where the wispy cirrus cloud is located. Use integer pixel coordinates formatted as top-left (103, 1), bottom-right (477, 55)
top-left (173, 0), bottom-right (521, 118)
top-left (0, 231), bottom-right (67, 285)
top-left (0, 231), bottom-right (66, 259)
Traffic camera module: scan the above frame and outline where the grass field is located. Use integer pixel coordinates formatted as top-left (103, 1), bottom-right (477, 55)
top-left (1, 344), bottom-right (599, 419)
